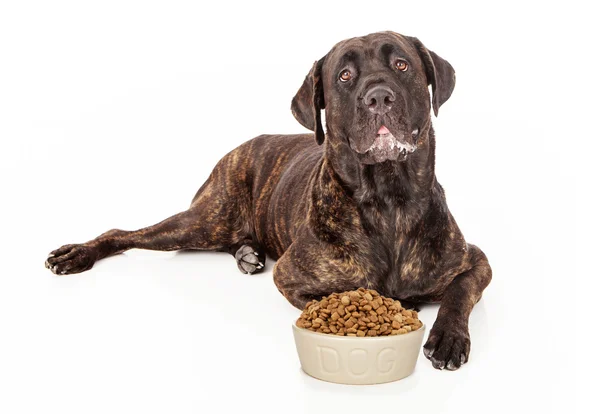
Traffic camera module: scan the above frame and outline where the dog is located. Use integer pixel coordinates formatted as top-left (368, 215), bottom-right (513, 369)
top-left (45, 31), bottom-right (492, 370)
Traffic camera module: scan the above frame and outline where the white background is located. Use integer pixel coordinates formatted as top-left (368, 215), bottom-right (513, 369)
top-left (0, 1), bottom-right (596, 413)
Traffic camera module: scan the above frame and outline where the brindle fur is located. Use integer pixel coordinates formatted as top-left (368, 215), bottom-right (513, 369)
top-left (46, 31), bottom-right (491, 370)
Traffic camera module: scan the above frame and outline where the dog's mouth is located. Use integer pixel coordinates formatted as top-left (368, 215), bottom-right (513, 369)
top-left (358, 125), bottom-right (417, 164)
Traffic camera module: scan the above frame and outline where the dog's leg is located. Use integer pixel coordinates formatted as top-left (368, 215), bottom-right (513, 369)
top-left (45, 208), bottom-right (218, 274)
top-left (423, 244), bottom-right (492, 370)
top-left (45, 199), bottom-right (257, 275)
top-left (272, 242), bottom-right (368, 310)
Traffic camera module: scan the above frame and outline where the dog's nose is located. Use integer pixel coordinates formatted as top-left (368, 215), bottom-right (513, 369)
top-left (362, 85), bottom-right (395, 115)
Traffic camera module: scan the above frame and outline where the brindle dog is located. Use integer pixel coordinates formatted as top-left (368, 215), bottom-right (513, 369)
top-left (45, 31), bottom-right (491, 370)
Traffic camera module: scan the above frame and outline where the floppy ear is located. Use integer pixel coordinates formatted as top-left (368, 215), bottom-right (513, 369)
top-left (409, 37), bottom-right (456, 116)
top-left (291, 57), bottom-right (326, 145)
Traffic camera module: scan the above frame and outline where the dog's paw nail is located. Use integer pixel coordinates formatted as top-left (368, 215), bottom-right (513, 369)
top-left (47, 253), bottom-right (54, 259)
top-left (423, 347), bottom-right (434, 358)
top-left (254, 252), bottom-right (259, 256)
top-left (431, 357), bottom-right (445, 370)
top-left (446, 361), bottom-right (458, 371)
top-left (460, 354), bottom-right (467, 364)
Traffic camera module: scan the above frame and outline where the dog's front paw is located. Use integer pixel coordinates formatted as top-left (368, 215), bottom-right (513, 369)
top-left (423, 322), bottom-right (470, 371)
top-left (45, 244), bottom-right (98, 275)
top-left (234, 245), bottom-right (265, 274)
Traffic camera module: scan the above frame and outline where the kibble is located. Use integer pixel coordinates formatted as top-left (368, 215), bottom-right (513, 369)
top-left (296, 288), bottom-right (423, 337)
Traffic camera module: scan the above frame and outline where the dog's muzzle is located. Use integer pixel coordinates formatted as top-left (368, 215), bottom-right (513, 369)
top-left (369, 125), bottom-right (416, 158)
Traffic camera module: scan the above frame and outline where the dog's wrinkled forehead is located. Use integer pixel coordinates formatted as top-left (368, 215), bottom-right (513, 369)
top-left (322, 32), bottom-right (425, 84)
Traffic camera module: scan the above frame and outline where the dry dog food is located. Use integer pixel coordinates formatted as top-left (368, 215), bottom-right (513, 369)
top-left (295, 288), bottom-right (423, 337)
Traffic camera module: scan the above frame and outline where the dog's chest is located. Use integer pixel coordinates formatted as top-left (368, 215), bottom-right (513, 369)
top-left (355, 202), bottom-right (466, 298)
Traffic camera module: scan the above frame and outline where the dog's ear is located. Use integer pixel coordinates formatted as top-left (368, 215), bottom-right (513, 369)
top-left (409, 37), bottom-right (456, 116)
top-left (291, 57), bottom-right (326, 145)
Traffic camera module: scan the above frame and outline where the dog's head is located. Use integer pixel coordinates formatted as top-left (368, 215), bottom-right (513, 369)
top-left (291, 31), bottom-right (455, 164)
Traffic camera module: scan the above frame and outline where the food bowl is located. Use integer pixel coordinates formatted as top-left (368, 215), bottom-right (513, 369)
top-left (292, 323), bottom-right (425, 385)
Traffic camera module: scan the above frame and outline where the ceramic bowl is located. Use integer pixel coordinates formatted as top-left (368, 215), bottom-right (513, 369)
top-left (292, 323), bottom-right (425, 385)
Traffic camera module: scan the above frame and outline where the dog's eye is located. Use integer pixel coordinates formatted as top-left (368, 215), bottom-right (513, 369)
top-left (394, 59), bottom-right (409, 72)
top-left (339, 70), bottom-right (352, 82)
